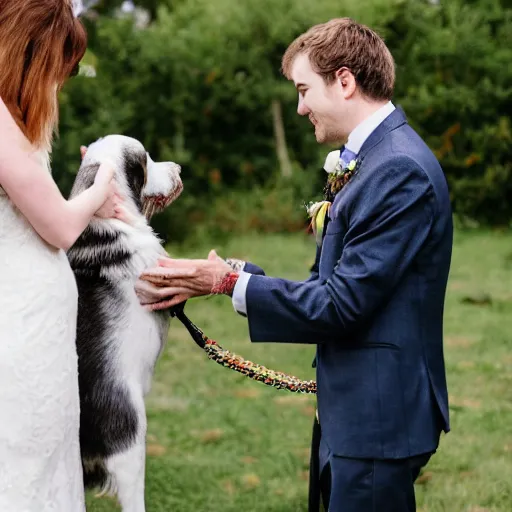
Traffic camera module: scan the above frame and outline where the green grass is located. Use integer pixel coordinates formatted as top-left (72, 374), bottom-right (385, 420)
top-left (86, 228), bottom-right (512, 512)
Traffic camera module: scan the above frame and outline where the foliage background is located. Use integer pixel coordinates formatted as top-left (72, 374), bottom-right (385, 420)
top-left (53, 0), bottom-right (512, 243)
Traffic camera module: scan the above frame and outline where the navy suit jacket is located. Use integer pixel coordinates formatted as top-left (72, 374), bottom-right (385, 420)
top-left (242, 108), bottom-right (452, 459)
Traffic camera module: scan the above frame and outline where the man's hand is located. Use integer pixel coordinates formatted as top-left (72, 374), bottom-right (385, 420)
top-left (139, 250), bottom-right (235, 309)
top-left (134, 278), bottom-right (185, 311)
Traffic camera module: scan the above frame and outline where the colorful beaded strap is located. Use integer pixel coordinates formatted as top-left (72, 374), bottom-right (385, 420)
top-left (170, 304), bottom-right (317, 394)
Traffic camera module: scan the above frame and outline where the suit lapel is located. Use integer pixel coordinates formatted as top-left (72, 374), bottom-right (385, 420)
top-left (328, 107), bottom-right (409, 218)
top-left (357, 106), bottom-right (408, 164)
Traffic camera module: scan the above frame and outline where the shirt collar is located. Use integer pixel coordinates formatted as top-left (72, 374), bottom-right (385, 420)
top-left (345, 101), bottom-right (396, 155)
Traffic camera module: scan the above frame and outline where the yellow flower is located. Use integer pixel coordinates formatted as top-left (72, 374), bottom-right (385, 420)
top-left (307, 201), bottom-right (331, 246)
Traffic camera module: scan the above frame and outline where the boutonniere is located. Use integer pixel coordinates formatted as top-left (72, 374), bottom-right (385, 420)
top-left (306, 149), bottom-right (359, 245)
top-left (323, 149), bottom-right (358, 202)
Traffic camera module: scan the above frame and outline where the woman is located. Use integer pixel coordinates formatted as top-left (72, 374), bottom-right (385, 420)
top-left (0, 1), bottom-right (121, 509)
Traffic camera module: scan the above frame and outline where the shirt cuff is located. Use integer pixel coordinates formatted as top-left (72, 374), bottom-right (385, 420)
top-left (232, 269), bottom-right (251, 316)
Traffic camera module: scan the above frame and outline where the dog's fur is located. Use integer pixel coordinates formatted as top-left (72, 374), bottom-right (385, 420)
top-left (67, 135), bottom-right (183, 512)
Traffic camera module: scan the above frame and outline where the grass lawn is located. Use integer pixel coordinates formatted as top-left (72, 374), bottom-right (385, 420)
top-left (86, 228), bottom-right (512, 512)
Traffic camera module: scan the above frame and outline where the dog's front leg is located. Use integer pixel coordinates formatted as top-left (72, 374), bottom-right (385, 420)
top-left (106, 435), bottom-right (147, 512)
top-left (104, 388), bottom-right (148, 512)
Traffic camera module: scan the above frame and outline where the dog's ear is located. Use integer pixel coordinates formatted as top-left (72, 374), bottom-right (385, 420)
top-left (69, 162), bottom-right (101, 199)
top-left (123, 149), bottom-right (147, 211)
top-left (79, 163), bottom-right (101, 188)
top-left (80, 146), bottom-right (88, 160)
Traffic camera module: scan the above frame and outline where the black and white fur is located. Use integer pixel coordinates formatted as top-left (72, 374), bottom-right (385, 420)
top-left (67, 135), bottom-right (183, 512)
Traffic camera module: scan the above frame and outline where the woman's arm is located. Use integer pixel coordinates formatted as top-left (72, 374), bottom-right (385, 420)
top-left (0, 98), bottom-right (115, 251)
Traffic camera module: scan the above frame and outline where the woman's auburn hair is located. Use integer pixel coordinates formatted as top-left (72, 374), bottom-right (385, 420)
top-left (0, 0), bottom-right (87, 151)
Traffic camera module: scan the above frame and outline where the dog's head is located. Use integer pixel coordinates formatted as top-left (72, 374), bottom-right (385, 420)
top-left (70, 135), bottom-right (183, 222)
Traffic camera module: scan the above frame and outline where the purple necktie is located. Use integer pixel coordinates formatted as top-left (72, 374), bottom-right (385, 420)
top-left (339, 146), bottom-right (358, 169)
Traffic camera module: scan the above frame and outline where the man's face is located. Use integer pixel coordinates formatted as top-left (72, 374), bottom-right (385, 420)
top-left (290, 53), bottom-right (348, 145)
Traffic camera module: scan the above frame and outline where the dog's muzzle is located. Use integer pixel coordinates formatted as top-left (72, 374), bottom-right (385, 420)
top-left (142, 162), bottom-right (183, 219)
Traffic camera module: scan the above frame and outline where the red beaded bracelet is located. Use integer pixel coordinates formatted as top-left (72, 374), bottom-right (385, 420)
top-left (211, 271), bottom-right (239, 296)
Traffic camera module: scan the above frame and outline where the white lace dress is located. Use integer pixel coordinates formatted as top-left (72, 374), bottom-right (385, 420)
top-left (0, 167), bottom-right (85, 511)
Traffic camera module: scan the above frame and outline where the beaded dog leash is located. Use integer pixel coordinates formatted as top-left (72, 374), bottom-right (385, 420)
top-left (169, 302), bottom-right (317, 394)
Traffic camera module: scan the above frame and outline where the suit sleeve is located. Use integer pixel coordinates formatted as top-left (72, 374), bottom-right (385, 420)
top-left (243, 262), bottom-right (266, 276)
top-left (245, 253), bottom-right (321, 282)
top-left (245, 160), bottom-right (436, 343)
top-left (231, 253), bottom-right (320, 316)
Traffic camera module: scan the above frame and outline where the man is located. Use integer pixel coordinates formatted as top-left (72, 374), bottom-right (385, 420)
top-left (138, 18), bottom-right (453, 512)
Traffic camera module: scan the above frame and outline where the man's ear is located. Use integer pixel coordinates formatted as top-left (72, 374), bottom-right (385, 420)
top-left (335, 67), bottom-right (357, 99)
top-left (80, 145), bottom-right (88, 160)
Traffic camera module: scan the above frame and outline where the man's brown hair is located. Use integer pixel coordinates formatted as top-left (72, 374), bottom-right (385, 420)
top-left (281, 18), bottom-right (395, 101)
top-left (0, 0), bottom-right (87, 151)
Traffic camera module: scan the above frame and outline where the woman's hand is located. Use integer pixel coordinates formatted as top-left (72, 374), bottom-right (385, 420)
top-left (94, 178), bottom-right (129, 222)
top-left (93, 160), bottom-right (116, 191)
top-left (93, 162), bottom-right (116, 217)
top-left (78, 155), bottom-right (131, 225)
top-left (82, 152), bottom-right (129, 223)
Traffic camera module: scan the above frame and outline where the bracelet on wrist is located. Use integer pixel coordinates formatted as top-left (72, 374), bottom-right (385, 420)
top-left (211, 271), bottom-right (239, 296)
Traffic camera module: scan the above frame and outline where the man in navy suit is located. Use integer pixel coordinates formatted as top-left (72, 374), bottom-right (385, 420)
top-left (139, 17), bottom-right (453, 512)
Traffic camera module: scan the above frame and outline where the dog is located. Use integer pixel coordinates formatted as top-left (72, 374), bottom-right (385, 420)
top-left (67, 135), bottom-right (183, 511)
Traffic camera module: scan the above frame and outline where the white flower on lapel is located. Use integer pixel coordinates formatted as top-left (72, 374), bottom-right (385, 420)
top-left (323, 150), bottom-right (341, 174)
